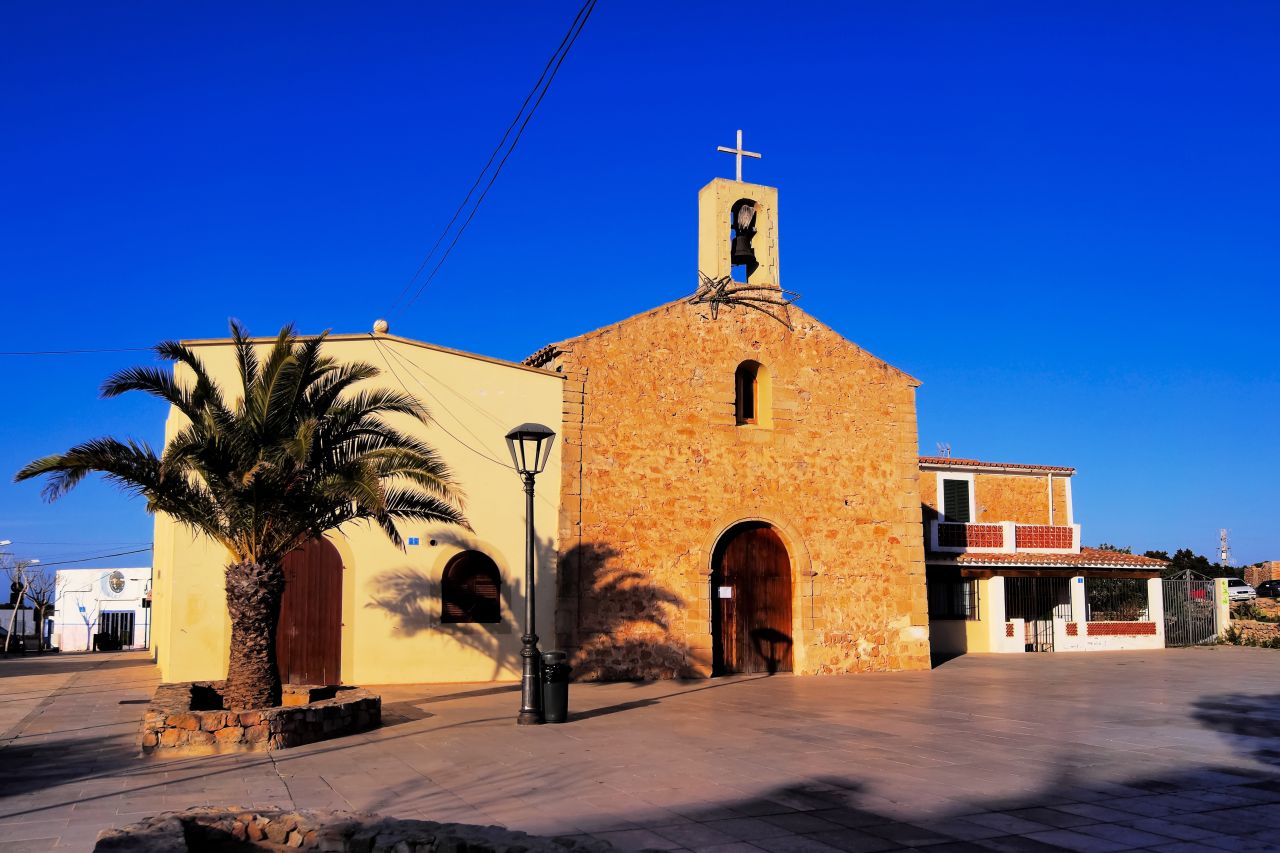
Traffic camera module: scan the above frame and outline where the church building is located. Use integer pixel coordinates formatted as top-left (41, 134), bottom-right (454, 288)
top-left (528, 174), bottom-right (931, 678)
top-left (149, 153), bottom-right (977, 685)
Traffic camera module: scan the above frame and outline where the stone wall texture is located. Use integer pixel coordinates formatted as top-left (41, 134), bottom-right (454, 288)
top-left (141, 682), bottom-right (379, 755)
top-left (920, 470), bottom-right (1070, 526)
top-left (541, 299), bottom-right (931, 679)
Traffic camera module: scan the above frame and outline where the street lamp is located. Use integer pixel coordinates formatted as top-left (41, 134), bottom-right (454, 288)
top-left (505, 422), bottom-right (556, 726)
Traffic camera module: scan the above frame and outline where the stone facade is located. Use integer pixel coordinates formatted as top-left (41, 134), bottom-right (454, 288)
top-left (538, 298), bottom-right (931, 679)
top-left (920, 469), bottom-right (1070, 526)
top-left (141, 682), bottom-right (380, 755)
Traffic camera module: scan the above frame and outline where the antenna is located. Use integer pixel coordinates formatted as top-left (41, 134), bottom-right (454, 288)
top-left (935, 442), bottom-right (952, 459)
top-left (1219, 529), bottom-right (1232, 566)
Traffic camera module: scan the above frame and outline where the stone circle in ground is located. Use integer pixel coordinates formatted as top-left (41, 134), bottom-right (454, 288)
top-left (141, 682), bottom-right (380, 755)
top-left (93, 807), bottom-right (616, 853)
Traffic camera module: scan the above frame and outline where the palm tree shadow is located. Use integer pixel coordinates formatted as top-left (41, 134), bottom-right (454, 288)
top-left (556, 541), bottom-right (697, 681)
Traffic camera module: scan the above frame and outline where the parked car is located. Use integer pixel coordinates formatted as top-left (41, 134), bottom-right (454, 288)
top-left (1255, 579), bottom-right (1280, 599)
top-left (1226, 578), bottom-right (1257, 601)
top-left (0, 626), bottom-right (26, 653)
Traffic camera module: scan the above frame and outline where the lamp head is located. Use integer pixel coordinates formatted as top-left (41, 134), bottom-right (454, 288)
top-left (505, 422), bottom-right (556, 477)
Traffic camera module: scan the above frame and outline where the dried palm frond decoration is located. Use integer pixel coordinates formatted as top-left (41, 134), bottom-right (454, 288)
top-left (688, 271), bottom-right (800, 330)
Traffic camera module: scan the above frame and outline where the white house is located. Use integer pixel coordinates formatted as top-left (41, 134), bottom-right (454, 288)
top-left (54, 567), bottom-right (153, 652)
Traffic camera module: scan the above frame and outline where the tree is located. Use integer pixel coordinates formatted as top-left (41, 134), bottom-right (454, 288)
top-left (3, 557), bottom-right (42, 653)
top-left (1095, 543), bottom-right (1132, 554)
top-left (24, 568), bottom-right (63, 652)
top-left (16, 322), bottom-right (468, 709)
top-left (1156, 548), bottom-right (1241, 580)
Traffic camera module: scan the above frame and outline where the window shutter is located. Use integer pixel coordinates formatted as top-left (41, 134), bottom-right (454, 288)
top-left (942, 479), bottom-right (971, 522)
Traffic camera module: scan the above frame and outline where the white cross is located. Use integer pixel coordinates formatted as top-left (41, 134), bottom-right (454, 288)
top-left (716, 129), bottom-right (761, 182)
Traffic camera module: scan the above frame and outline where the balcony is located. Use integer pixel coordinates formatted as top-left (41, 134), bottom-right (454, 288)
top-left (930, 520), bottom-right (1080, 555)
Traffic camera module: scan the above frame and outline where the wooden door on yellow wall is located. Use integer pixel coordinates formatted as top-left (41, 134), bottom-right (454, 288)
top-left (277, 538), bottom-right (343, 685)
top-left (712, 523), bottom-right (793, 675)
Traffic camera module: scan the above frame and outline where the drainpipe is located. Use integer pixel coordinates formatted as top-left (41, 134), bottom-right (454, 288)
top-left (1048, 473), bottom-right (1054, 526)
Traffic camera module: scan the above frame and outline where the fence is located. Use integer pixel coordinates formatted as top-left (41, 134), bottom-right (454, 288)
top-left (1085, 578), bottom-right (1150, 622)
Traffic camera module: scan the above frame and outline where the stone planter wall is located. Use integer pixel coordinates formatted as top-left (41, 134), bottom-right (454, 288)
top-left (93, 807), bottom-right (612, 852)
top-left (141, 682), bottom-right (380, 755)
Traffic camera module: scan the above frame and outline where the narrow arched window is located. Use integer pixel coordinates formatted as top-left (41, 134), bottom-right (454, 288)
top-left (441, 551), bottom-right (502, 624)
top-left (735, 361), bottom-right (759, 425)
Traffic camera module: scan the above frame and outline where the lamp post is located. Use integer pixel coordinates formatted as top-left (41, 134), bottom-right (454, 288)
top-left (505, 422), bottom-right (556, 726)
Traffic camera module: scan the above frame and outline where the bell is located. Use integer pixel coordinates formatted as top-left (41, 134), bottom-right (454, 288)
top-left (731, 234), bottom-right (756, 266)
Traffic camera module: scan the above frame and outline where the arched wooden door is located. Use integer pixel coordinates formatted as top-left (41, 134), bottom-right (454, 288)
top-left (712, 523), bottom-right (793, 675)
top-left (277, 538), bottom-right (343, 685)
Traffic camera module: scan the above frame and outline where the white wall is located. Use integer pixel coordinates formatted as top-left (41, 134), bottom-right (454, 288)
top-left (54, 567), bottom-right (152, 651)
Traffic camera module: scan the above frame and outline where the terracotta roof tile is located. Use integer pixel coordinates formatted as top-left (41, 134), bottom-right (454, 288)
top-left (928, 548), bottom-right (1167, 569)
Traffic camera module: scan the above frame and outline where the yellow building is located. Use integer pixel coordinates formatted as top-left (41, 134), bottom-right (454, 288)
top-left (150, 333), bottom-right (564, 686)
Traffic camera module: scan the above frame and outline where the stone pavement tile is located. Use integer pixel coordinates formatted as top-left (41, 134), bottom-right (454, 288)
top-left (688, 844), bottom-right (768, 853)
top-left (801, 829), bottom-right (897, 853)
top-left (1072, 822), bottom-right (1182, 848)
top-left (924, 843), bottom-right (1000, 853)
top-left (1151, 844), bottom-right (1241, 853)
top-left (803, 808), bottom-right (892, 831)
top-left (751, 835), bottom-right (848, 853)
top-left (590, 828), bottom-right (685, 851)
top-left (1022, 829), bottom-right (1131, 853)
top-left (1005, 808), bottom-right (1096, 829)
top-left (973, 836), bottom-right (1075, 853)
top-left (917, 817), bottom-right (1012, 841)
top-left (699, 817), bottom-right (798, 842)
top-left (758, 813), bottom-right (846, 835)
top-left (1122, 817), bottom-right (1219, 841)
top-left (962, 813), bottom-right (1057, 836)
top-left (728, 799), bottom-right (803, 818)
top-left (1055, 803), bottom-right (1143, 824)
top-left (0, 840), bottom-right (59, 853)
top-left (859, 821), bottom-right (955, 847)
top-left (654, 822), bottom-right (742, 849)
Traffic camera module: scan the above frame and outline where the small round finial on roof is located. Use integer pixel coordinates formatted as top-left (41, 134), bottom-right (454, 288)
top-left (372, 319), bottom-right (389, 335)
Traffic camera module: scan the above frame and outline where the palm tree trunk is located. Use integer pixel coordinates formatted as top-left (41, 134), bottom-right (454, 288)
top-left (223, 560), bottom-right (285, 710)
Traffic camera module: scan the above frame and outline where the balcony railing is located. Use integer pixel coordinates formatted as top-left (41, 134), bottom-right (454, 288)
top-left (930, 520), bottom-right (1080, 554)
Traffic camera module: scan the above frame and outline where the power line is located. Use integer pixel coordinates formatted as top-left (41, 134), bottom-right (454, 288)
top-left (386, 0), bottom-right (594, 319)
top-left (389, 0), bottom-right (599, 320)
top-left (371, 337), bottom-right (512, 470)
top-left (19, 547), bottom-right (152, 568)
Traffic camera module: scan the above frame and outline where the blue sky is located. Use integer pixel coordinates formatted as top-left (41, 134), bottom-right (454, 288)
top-left (2, 1), bottom-right (1277, 568)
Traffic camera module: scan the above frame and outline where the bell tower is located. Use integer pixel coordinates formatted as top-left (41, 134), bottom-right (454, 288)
top-left (699, 130), bottom-right (780, 287)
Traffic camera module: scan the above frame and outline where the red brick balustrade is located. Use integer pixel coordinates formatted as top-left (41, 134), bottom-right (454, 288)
top-left (938, 522), bottom-right (1004, 549)
top-left (1065, 623), bottom-right (1079, 636)
top-left (1086, 622), bottom-right (1157, 636)
top-left (1015, 525), bottom-right (1074, 549)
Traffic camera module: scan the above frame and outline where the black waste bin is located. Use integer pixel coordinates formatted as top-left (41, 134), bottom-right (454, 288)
top-left (541, 651), bottom-right (572, 723)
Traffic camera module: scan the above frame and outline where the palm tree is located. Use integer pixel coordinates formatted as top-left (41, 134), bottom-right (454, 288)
top-left (15, 321), bottom-right (467, 709)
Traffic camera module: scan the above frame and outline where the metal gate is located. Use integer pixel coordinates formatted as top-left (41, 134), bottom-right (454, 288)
top-left (1163, 571), bottom-right (1217, 647)
top-left (1005, 577), bottom-right (1072, 652)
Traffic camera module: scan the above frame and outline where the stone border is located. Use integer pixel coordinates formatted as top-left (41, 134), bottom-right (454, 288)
top-left (141, 682), bottom-right (380, 755)
top-left (93, 807), bottom-right (614, 852)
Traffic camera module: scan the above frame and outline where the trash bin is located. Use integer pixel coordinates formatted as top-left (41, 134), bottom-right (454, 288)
top-left (541, 651), bottom-right (572, 723)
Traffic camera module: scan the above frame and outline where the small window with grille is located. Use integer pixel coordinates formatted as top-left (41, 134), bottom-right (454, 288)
top-left (441, 551), bottom-right (502, 624)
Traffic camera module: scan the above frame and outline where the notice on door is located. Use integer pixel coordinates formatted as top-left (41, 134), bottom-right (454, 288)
top-left (718, 586), bottom-right (733, 599)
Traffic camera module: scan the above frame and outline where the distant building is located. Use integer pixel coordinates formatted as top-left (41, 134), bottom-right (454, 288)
top-left (1245, 562), bottom-right (1280, 588)
top-left (921, 457), bottom-right (1168, 654)
top-left (54, 567), bottom-right (152, 652)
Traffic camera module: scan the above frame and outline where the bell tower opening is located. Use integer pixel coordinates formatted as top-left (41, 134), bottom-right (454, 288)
top-left (730, 199), bottom-right (758, 283)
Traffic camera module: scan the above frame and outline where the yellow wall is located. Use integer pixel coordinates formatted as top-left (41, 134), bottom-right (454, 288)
top-left (151, 333), bottom-right (563, 685)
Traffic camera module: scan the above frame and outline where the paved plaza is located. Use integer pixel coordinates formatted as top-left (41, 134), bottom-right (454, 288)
top-left (1, 648), bottom-right (1279, 852)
